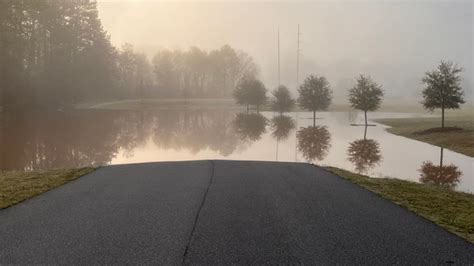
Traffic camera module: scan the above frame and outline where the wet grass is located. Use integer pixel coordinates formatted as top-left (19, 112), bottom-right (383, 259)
top-left (375, 115), bottom-right (474, 157)
top-left (0, 168), bottom-right (96, 209)
top-left (327, 167), bottom-right (474, 243)
top-left (81, 98), bottom-right (239, 110)
top-left (80, 98), bottom-right (472, 115)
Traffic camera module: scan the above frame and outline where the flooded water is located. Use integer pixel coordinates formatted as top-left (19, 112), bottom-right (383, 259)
top-left (1, 109), bottom-right (472, 193)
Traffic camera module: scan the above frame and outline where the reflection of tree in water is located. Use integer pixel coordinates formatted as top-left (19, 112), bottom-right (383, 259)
top-left (296, 126), bottom-right (331, 162)
top-left (0, 110), bottom-right (130, 171)
top-left (232, 113), bottom-right (268, 142)
top-left (0, 109), bottom-right (246, 171)
top-left (347, 139), bottom-right (381, 173)
top-left (419, 147), bottom-right (462, 189)
top-left (150, 110), bottom-right (241, 156)
top-left (271, 115), bottom-right (296, 161)
top-left (347, 126), bottom-right (382, 173)
top-left (270, 115), bottom-right (295, 141)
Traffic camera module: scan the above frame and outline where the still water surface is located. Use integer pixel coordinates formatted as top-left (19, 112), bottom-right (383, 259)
top-left (1, 109), bottom-right (472, 193)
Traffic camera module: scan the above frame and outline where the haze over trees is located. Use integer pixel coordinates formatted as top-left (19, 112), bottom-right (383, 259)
top-left (233, 78), bottom-right (267, 112)
top-left (271, 85), bottom-right (295, 114)
top-left (348, 75), bottom-right (384, 126)
top-left (297, 75), bottom-right (333, 126)
top-left (152, 45), bottom-right (259, 98)
top-left (421, 61), bottom-right (465, 128)
top-left (0, 1), bottom-right (118, 110)
top-left (117, 43), bottom-right (154, 98)
top-left (0, 1), bottom-right (259, 111)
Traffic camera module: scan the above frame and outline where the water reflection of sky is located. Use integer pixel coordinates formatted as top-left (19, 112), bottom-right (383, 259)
top-left (1, 110), bottom-right (472, 193)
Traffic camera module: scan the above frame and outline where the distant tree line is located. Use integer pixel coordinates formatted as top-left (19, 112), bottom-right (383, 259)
top-left (152, 46), bottom-right (259, 98)
top-left (0, 0), bottom-right (118, 110)
top-left (0, 1), bottom-right (259, 111)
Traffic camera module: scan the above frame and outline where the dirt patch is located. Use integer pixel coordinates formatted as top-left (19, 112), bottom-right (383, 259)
top-left (414, 127), bottom-right (464, 135)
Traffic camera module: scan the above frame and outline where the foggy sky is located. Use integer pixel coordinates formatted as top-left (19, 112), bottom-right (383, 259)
top-left (97, 0), bottom-right (473, 103)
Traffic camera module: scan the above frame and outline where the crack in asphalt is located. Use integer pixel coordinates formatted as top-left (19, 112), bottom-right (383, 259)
top-left (181, 160), bottom-right (215, 264)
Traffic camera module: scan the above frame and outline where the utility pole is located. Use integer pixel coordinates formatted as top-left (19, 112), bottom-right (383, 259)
top-left (295, 111), bottom-right (298, 162)
top-left (296, 24), bottom-right (301, 89)
top-left (295, 25), bottom-right (301, 162)
top-left (278, 28), bottom-right (280, 86)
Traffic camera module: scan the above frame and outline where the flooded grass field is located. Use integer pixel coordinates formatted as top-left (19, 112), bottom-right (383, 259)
top-left (1, 109), bottom-right (472, 193)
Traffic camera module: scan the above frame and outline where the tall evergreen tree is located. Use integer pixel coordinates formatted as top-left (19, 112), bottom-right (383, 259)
top-left (0, 0), bottom-right (119, 109)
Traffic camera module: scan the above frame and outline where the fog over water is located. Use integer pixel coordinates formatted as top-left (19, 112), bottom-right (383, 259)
top-left (97, 0), bottom-right (473, 102)
top-left (2, 109), bottom-right (471, 192)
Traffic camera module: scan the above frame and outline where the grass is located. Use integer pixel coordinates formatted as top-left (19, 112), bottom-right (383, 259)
top-left (375, 114), bottom-right (474, 157)
top-left (81, 98), bottom-right (473, 115)
top-left (0, 167), bottom-right (96, 209)
top-left (79, 98), bottom-right (240, 110)
top-left (326, 167), bottom-right (474, 243)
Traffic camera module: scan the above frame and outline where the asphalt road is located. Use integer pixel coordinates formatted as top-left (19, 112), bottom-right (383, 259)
top-left (0, 160), bottom-right (473, 264)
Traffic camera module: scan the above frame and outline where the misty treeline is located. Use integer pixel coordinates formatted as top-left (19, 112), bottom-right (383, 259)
top-left (0, 1), bottom-right (258, 111)
top-left (118, 44), bottom-right (258, 99)
top-left (151, 45), bottom-right (258, 98)
top-left (0, 1), bottom-right (116, 109)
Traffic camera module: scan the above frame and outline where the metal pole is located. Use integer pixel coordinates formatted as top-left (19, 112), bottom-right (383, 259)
top-left (278, 28), bottom-right (281, 86)
top-left (296, 24), bottom-right (300, 89)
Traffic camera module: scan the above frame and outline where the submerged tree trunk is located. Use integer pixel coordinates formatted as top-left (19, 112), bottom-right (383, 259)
top-left (364, 110), bottom-right (368, 126)
top-left (313, 110), bottom-right (316, 127)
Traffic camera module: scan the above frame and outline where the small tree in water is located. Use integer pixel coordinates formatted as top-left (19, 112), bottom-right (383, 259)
top-left (297, 75), bottom-right (332, 126)
top-left (421, 61), bottom-right (465, 128)
top-left (271, 85), bottom-right (295, 114)
top-left (348, 75), bottom-right (383, 126)
top-left (233, 78), bottom-right (267, 112)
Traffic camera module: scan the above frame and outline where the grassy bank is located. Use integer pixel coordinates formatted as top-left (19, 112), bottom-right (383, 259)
top-left (79, 98), bottom-right (472, 115)
top-left (375, 115), bottom-right (474, 157)
top-left (79, 98), bottom-right (240, 110)
top-left (78, 98), bottom-right (445, 113)
top-left (0, 168), bottom-right (95, 209)
top-left (327, 167), bottom-right (474, 243)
